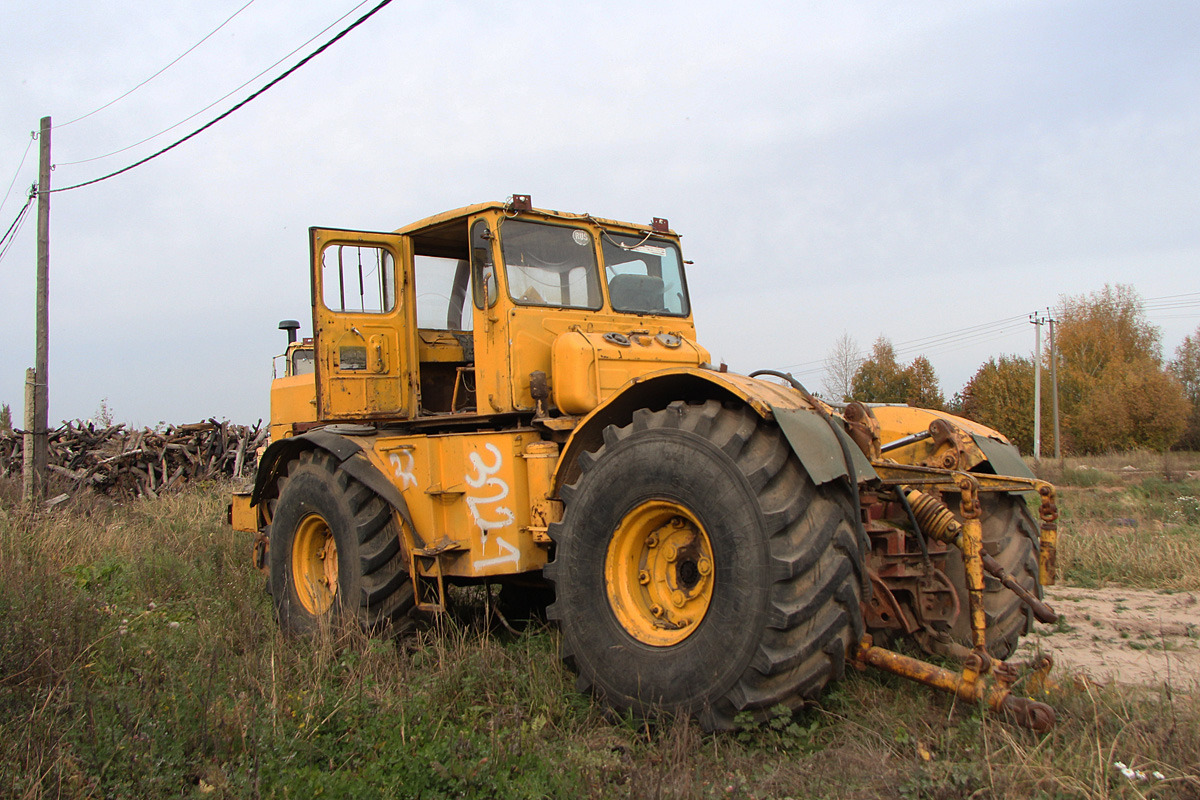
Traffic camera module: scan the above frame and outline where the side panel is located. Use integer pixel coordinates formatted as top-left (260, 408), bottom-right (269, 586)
top-left (268, 373), bottom-right (316, 441)
top-left (310, 228), bottom-right (418, 420)
top-left (366, 429), bottom-right (549, 578)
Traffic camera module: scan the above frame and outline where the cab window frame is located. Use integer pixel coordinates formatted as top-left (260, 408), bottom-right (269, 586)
top-left (498, 218), bottom-right (603, 311)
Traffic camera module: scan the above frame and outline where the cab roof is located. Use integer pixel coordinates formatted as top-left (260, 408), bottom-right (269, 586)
top-left (394, 200), bottom-right (678, 257)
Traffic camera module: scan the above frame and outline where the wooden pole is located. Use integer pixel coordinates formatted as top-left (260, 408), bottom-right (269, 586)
top-left (1031, 313), bottom-right (1042, 462)
top-left (1049, 315), bottom-right (1062, 462)
top-left (33, 116), bottom-right (51, 500)
top-left (22, 368), bottom-right (35, 504)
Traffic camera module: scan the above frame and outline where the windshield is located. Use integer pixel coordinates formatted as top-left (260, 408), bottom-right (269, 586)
top-left (500, 220), bottom-right (602, 309)
top-left (600, 233), bottom-right (690, 316)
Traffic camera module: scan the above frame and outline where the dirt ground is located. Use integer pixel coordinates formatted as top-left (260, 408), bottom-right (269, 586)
top-left (1016, 586), bottom-right (1200, 690)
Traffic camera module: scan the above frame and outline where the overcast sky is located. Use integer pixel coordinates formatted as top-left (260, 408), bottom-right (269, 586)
top-left (2, 0), bottom-right (1198, 427)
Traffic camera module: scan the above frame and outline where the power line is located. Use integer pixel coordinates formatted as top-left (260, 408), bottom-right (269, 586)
top-left (56, 0), bottom-right (371, 168)
top-left (0, 191), bottom-right (34, 266)
top-left (49, 0), bottom-right (393, 194)
top-left (1143, 290), bottom-right (1200, 303)
top-left (0, 133), bottom-right (35, 217)
top-left (789, 327), bottom-right (1028, 380)
top-left (780, 313), bottom-right (1028, 371)
top-left (57, 0), bottom-right (259, 129)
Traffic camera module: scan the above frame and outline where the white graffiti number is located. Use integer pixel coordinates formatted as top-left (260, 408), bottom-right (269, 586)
top-left (389, 450), bottom-right (417, 489)
top-left (464, 443), bottom-right (515, 532)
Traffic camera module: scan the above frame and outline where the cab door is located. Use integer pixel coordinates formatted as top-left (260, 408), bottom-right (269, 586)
top-left (310, 228), bottom-right (417, 421)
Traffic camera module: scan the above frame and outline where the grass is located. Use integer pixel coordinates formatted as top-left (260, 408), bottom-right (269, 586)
top-left (2, 477), bottom-right (1199, 798)
top-left (1034, 452), bottom-right (1200, 590)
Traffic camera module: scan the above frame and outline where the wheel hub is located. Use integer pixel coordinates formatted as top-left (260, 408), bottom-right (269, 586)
top-left (292, 513), bottom-right (338, 614)
top-left (605, 500), bottom-right (713, 646)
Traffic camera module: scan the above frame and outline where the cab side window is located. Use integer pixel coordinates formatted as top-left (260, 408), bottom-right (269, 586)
top-left (471, 220), bottom-right (497, 309)
top-left (320, 244), bottom-right (396, 314)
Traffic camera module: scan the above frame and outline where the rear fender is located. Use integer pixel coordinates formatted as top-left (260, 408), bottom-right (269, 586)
top-left (251, 429), bottom-right (421, 545)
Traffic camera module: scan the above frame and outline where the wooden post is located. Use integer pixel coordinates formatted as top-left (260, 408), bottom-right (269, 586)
top-left (23, 368), bottom-right (35, 504)
top-left (1031, 313), bottom-right (1042, 462)
top-left (1049, 315), bottom-right (1062, 462)
top-left (33, 116), bottom-right (51, 500)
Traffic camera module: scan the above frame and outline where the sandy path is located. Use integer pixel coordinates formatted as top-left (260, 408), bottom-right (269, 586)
top-left (1015, 586), bottom-right (1200, 690)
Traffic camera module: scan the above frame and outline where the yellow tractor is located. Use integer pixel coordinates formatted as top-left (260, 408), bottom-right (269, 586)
top-left (231, 195), bottom-right (1061, 731)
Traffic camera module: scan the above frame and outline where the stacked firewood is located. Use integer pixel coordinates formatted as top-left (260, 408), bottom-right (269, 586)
top-left (0, 419), bottom-right (266, 499)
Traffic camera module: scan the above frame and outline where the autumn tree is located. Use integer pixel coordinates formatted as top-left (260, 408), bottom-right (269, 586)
top-left (1053, 284), bottom-right (1188, 452)
top-left (851, 337), bottom-right (907, 402)
top-left (907, 356), bottom-right (945, 409)
top-left (822, 332), bottom-right (862, 402)
top-left (850, 336), bottom-right (944, 408)
top-left (1169, 325), bottom-right (1200, 450)
top-left (959, 355), bottom-right (1036, 453)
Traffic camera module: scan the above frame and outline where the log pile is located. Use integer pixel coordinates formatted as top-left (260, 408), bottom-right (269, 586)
top-left (0, 419), bottom-right (266, 499)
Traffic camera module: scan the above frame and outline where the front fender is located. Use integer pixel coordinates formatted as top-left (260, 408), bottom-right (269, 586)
top-left (553, 367), bottom-right (875, 493)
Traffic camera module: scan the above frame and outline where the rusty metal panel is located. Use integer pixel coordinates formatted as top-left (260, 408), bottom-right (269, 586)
top-left (971, 434), bottom-right (1035, 484)
top-left (771, 405), bottom-right (879, 486)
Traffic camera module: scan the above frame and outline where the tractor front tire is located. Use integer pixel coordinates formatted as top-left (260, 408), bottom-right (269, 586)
top-left (546, 400), bottom-right (865, 731)
top-left (268, 450), bottom-right (414, 635)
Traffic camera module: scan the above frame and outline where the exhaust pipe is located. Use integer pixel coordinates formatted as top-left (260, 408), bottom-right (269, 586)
top-left (278, 319), bottom-right (300, 344)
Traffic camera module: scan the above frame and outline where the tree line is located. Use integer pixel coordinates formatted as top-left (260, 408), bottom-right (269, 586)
top-left (823, 285), bottom-right (1200, 455)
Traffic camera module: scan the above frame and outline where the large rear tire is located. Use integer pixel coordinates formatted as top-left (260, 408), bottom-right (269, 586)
top-left (942, 492), bottom-right (1040, 660)
top-left (268, 450), bottom-right (415, 635)
top-left (546, 400), bottom-right (865, 731)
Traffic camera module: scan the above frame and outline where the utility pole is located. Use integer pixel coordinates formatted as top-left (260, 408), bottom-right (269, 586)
top-left (1030, 312), bottom-right (1044, 462)
top-left (1048, 312), bottom-right (1062, 462)
top-left (32, 115), bottom-right (51, 502)
top-left (22, 368), bottom-right (35, 502)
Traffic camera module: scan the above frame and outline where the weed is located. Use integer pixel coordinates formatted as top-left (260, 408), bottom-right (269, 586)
top-left (2, 477), bottom-right (1200, 798)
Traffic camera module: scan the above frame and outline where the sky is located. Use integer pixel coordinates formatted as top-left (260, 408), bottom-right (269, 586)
top-left (1, 0), bottom-right (1198, 427)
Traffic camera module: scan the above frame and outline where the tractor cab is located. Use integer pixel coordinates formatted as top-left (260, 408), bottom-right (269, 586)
top-left (273, 196), bottom-right (710, 437)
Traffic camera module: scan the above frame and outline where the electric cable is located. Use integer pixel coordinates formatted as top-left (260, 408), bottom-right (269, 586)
top-left (56, 0), bottom-right (259, 129)
top-left (0, 193), bottom-right (34, 266)
top-left (56, 0), bottom-right (371, 168)
top-left (49, 0), bottom-right (392, 194)
top-left (0, 133), bottom-right (35, 217)
top-left (781, 313), bottom-right (1028, 372)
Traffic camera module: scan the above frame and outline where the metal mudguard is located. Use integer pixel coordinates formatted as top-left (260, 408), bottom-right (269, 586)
top-left (770, 406), bottom-right (878, 486)
top-left (250, 429), bottom-right (418, 540)
top-left (552, 367), bottom-right (874, 493)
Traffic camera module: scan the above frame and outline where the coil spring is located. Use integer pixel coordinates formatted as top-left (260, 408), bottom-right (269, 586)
top-left (906, 489), bottom-right (961, 544)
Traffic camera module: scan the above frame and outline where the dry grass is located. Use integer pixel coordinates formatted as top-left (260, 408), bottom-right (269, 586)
top-left (1, 476), bottom-right (1198, 798)
top-left (1031, 452), bottom-right (1200, 591)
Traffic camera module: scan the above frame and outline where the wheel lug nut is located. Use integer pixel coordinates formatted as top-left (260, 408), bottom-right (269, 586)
top-left (638, 570), bottom-right (650, 585)
top-left (650, 604), bottom-right (664, 618)
top-left (671, 590), bottom-right (686, 608)
top-left (671, 517), bottom-right (685, 528)
top-left (646, 533), bottom-right (658, 548)
top-left (697, 557), bottom-right (711, 576)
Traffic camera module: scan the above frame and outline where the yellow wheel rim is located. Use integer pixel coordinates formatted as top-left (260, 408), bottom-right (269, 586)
top-left (605, 500), bottom-right (714, 646)
top-left (292, 513), bottom-right (339, 615)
